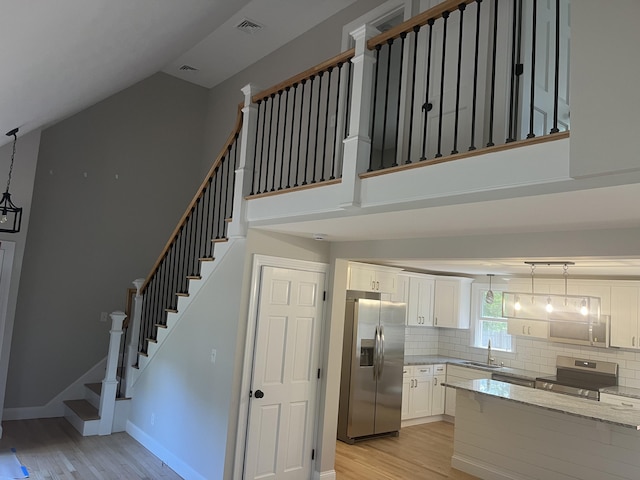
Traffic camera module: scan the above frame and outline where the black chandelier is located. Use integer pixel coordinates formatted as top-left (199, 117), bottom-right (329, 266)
top-left (0, 128), bottom-right (22, 233)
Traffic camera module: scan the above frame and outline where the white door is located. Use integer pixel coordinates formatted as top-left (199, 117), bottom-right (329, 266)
top-left (520, 0), bottom-right (570, 138)
top-left (244, 266), bottom-right (325, 480)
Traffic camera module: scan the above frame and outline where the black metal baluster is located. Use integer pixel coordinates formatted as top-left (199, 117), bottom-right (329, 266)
top-left (368, 45), bottom-right (382, 171)
top-left (392, 34), bottom-right (406, 167)
top-left (420, 19), bottom-right (435, 160)
top-left (507, 0), bottom-right (519, 142)
top-left (287, 84), bottom-right (297, 188)
top-left (514, 0), bottom-right (524, 141)
top-left (295, 80), bottom-right (306, 187)
top-left (344, 61), bottom-right (353, 140)
top-left (331, 63), bottom-right (343, 179)
top-left (312, 72), bottom-right (324, 183)
top-left (435, 11), bottom-right (450, 158)
top-left (470, 0), bottom-right (482, 150)
top-left (215, 167), bottom-right (223, 239)
top-left (407, 26), bottom-right (420, 164)
top-left (272, 91), bottom-right (282, 191)
top-left (168, 242), bottom-right (177, 309)
top-left (487, 0), bottom-right (498, 147)
top-left (216, 162), bottom-right (225, 240)
top-left (250, 99), bottom-right (262, 196)
top-left (550, 0), bottom-right (560, 133)
top-left (320, 67), bottom-right (332, 182)
top-left (452, 4), bottom-right (466, 155)
top-left (380, 40), bottom-right (394, 169)
top-left (280, 87), bottom-right (290, 190)
top-left (185, 211), bottom-right (194, 276)
top-left (208, 171), bottom-right (217, 245)
top-left (303, 75), bottom-right (315, 185)
top-left (527, 0), bottom-right (537, 138)
top-left (265, 94), bottom-right (275, 192)
top-left (257, 98), bottom-right (268, 194)
top-left (223, 148), bottom-right (231, 233)
top-left (203, 178), bottom-right (213, 257)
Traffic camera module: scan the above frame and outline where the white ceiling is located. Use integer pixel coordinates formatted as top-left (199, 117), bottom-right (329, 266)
top-left (1, 0), bottom-right (355, 146)
top-left (255, 182), bottom-right (640, 277)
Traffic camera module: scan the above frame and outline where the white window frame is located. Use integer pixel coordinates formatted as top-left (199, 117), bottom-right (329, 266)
top-left (470, 281), bottom-right (516, 354)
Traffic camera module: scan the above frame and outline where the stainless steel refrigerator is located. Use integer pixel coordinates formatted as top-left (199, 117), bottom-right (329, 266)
top-left (337, 291), bottom-right (406, 444)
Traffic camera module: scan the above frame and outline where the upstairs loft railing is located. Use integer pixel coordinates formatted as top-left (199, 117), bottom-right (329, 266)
top-left (135, 107), bottom-right (242, 361)
top-left (248, 50), bottom-right (354, 196)
top-left (366, 0), bottom-right (570, 171)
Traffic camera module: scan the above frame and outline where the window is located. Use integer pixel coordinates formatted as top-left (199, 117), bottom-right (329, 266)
top-left (471, 284), bottom-right (514, 352)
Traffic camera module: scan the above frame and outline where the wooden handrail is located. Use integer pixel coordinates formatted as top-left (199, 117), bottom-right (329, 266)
top-left (368, 0), bottom-right (477, 50)
top-left (141, 104), bottom-right (244, 294)
top-left (252, 49), bottom-right (355, 103)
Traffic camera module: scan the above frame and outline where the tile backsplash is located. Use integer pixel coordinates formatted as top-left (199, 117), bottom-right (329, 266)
top-left (406, 327), bottom-right (640, 388)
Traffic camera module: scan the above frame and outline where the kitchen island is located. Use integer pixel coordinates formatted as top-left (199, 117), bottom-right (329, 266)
top-left (445, 379), bottom-right (640, 480)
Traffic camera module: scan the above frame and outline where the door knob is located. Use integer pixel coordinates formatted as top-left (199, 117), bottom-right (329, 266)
top-left (254, 389), bottom-right (264, 399)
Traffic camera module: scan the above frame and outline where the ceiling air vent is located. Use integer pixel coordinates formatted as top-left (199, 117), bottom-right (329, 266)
top-left (179, 64), bottom-right (199, 72)
top-left (236, 18), bottom-right (264, 34)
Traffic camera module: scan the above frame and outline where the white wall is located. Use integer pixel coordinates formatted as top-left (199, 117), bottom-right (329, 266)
top-left (128, 239), bottom-right (247, 480)
top-left (570, 0), bottom-right (640, 178)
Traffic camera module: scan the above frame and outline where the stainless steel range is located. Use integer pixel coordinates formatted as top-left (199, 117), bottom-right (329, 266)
top-left (535, 355), bottom-right (618, 400)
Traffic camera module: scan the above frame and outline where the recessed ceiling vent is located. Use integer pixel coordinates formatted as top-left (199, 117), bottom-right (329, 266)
top-left (236, 18), bottom-right (264, 34)
top-left (179, 64), bottom-right (199, 72)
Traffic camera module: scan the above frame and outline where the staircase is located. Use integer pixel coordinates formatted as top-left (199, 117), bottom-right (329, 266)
top-left (63, 383), bottom-right (131, 436)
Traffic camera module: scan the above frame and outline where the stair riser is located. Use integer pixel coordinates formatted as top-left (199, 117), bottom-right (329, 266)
top-left (64, 405), bottom-right (100, 436)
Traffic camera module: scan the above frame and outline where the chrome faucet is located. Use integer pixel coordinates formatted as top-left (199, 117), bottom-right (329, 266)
top-left (487, 339), bottom-right (495, 365)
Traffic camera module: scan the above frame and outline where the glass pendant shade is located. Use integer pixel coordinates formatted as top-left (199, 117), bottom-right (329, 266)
top-left (502, 292), bottom-right (601, 323)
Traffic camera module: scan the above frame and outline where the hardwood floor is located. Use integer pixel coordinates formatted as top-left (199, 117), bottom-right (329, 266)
top-left (335, 421), bottom-right (479, 480)
top-left (0, 417), bottom-right (183, 479)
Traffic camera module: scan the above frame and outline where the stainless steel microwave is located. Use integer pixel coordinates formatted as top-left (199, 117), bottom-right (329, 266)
top-left (548, 315), bottom-right (610, 348)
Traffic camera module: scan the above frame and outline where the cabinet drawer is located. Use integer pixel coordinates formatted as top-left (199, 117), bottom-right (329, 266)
top-left (433, 364), bottom-right (446, 375)
top-left (600, 393), bottom-right (640, 409)
top-left (414, 365), bottom-right (433, 378)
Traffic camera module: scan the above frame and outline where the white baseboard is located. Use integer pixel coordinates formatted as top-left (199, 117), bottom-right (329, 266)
top-left (3, 357), bottom-right (107, 420)
top-left (313, 469), bottom-right (336, 480)
top-left (452, 454), bottom-right (525, 480)
top-left (126, 420), bottom-right (206, 480)
top-left (401, 414), bottom-right (444, 428)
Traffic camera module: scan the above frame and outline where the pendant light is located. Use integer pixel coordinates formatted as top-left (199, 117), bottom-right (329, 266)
top-left (485, 274), bottom-right (495, 304)
top-left (0, 128), bottom-right (22, 234)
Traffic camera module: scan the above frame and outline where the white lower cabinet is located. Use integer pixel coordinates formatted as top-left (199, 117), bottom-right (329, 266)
top-left (402, 364), bottom-right (448, 423)
top-left (600, 393), bottom-right (640, 409)
top-left (445, 365), bottom-right (492, 417)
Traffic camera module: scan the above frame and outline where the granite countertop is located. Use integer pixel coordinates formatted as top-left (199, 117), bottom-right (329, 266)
top-left (445, 378), bottom-right (640, 430)
top-left (600, 385), bottom-right (640, 400)
top-left (404, 355), bottom-right (539, 381)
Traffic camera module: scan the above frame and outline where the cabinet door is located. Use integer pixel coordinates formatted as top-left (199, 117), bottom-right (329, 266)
top-left (392, 274), bottom-right (410, 304)
top-left (411, 366), bottom-right (433, 418)
top-left (407, 276), bottom-right (435, 326)
top-left (507, 318), bottom-right (549, 339)
top-left (407, 277), bottom-right (422, 326)
top-left (348, 264), bottom-right (376, 292)
top-left (610, 286), bottom-right (639, 349)
top-left (431, 374), bottom-right (446, 415)
top-left (434, 280), bottom-right (458, 327)
top-left (375, 269), bottom-right (397, 294)
top-left (401, 368), bottom-right (412, 420)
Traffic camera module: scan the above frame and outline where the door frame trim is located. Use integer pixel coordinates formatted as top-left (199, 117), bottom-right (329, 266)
top-left (233, 254), bottom-right (329, 480)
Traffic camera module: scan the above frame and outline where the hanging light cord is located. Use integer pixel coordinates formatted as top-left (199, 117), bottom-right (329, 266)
top-left (5, 128), bottom-right (18, 195)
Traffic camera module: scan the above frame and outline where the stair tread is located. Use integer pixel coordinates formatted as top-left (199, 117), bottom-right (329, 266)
top-left (64, 399), bottom-right (100, 421)
top-left (199, 257), bottom-right (215, 261)
top-left (211, 237), bottom-right (229, 243)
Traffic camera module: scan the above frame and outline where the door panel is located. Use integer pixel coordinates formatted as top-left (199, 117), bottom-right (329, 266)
top-left (244, 266), bottom-right (325, 480)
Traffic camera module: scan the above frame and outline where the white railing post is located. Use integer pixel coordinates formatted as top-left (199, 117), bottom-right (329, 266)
top-left (124, 278), bottom-right (144, 396)
top-left (339, 24), bottom-right (379, 209)
top-left (228, 83), bottom-right (261, 239)
top-left (98, 310), bottom-right (126, 435)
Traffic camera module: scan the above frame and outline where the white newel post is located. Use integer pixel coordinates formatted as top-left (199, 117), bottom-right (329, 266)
top-left (227, 83), bottom-right (261, 239)
top-left (99, 310), bottom-right (127, 435)
top-left (124, 278), bottom-right (144, 397)
top-left (339, 24), bottom-right (379, 209)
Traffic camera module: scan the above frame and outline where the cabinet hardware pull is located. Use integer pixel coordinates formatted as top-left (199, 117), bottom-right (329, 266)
top-left (371, 280), bottom-right (375, 290)
top-left (528, 326), bottom-right (531, 335)
top-left (376, 281), bottom-right (380, 290)
top-left (622, 402), bottom-right (634, 407)
top-left (435, 317), bottom-right (438, 325)
top-left (434, 378), bottom-right (437, 385)
top-left (415, 379), bottom-right (418, 387)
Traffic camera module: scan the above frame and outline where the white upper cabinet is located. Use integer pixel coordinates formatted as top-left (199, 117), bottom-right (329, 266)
top-left (407, 274), bottom-right (435, 326)
top-left (433, 277), bottom-right (473, 329)
top-left (347, 262), bottom-right (400, 294)
top-left (610, 285), bottom-right (640, 349)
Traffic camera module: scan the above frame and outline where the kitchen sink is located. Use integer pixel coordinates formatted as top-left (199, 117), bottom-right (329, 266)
top-left (462, 361), bottom-right (502, 369)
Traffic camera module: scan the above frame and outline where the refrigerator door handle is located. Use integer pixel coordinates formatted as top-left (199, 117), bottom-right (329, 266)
top-left (378, 325), bottom-right (385, 380)
top-left (373, 326), bottom-right (379, 380)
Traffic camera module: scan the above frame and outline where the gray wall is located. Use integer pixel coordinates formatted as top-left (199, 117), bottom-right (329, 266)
top-left (5, 73), bottom-right (208, 408)
top-left (201, 0), bottom-right (388, 175)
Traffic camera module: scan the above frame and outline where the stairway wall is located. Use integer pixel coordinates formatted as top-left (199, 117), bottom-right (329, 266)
top-left (127, 239), bottom-right (247, 480)
top-left (5, 73), bottom-right (209, 410)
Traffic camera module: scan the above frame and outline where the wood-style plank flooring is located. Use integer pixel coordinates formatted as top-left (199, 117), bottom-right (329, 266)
top-left (335, 421), bottom-right (479, 480)
top-left (0, 418), bottom-right (183, 479)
